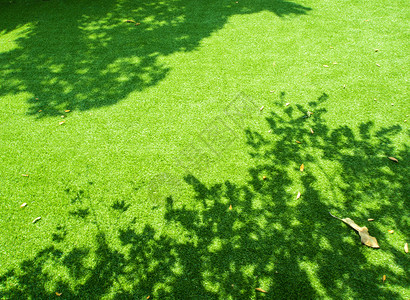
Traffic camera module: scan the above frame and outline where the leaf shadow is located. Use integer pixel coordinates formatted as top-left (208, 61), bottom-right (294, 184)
top-left (1, 92), bottom-right (408, 298)
top-left (0, 0), bottom-right (312, 117)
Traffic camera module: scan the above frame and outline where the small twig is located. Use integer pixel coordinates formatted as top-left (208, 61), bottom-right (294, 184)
top-left (329, 212), bottom-right (341, 220)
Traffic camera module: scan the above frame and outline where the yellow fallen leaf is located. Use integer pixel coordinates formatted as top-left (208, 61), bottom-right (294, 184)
top-left (404, 243), bottom-right (408, 253)
top-left (296, 192), bottom-right (301, 199)
top-left (330, 213), bottom-right (380, 248)
top-left (260, 106), bottom-right (264, 111)
top-left (376, 63), bottom-right (381, 67)
top-left (65, 110), bottom-right (70, 113)
top-left (367, 218), bottom-right (374, 222)
top-left (300, 164), bottom-right (304, 172)
top-left (285, 102), bottom-right (290, 106)
top-left (382, 275), bottom-right (386, 283)
top-left (56, 292), bottom-right (62, 296)
top-left (388, 157), bottom-right (398, 162)
top-left (388, 230), bottom-right (394, 234)
top-left (229, 204), bottom-right (232, 210)
top-left (255, 288), bottom-right (267, 293)
top-left (59, 121), bottom-right (65, 125)
top-left (20, 203), bottom-right (27, 208)
top-left (21, 174), bottom-right (29, 177)
top-left (296, 140), bottom-right (302, 144)
top-left (375, 49), bottom-right (379, 52)
top-left (263, 176), bottom-right (267, 180)
top-left (323, 65), bottom-right (329, 67)
top-left (310, 128), bottom-right (314, 134)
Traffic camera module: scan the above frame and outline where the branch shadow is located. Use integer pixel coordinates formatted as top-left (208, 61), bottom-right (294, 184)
top-left (0, 0), bottom-right (311, 117)
top-left (1, 93), bottom-right (408, 298)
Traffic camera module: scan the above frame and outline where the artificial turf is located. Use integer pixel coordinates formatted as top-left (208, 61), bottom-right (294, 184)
top-left (0, 0), bottom-right (408, 298)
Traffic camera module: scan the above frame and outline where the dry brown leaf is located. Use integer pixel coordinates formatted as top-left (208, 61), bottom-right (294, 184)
top-left (388, 157), bottom-right (398, 162)
top-left (367, 218), bottom-right (374, 222)
top-left (296, 140), bottom-right (302, 144)
top-left (388, 230), bottom-right (394, 234)
top-left (56, 292), bottom-right (62, 296)
top-left (296, 192), bottom-right (301, 199)
top-left (20, 203), bottom-right (27, 208)
top-left (32, 217), bottom-right (41, 224)
top-left (300, 164), bottom-right (304, 172)
top-left (255, 288), bottom-right (267, 293)
top-left (330, 213), bottom-right (380, 248)
top-left (229, 204), bottom-right (232, 210)
top-left (404, 243), bottom-right (408, 253)
top-left (310, 128), bottom-right (314, 134)
top-left (382, 275), bottom-right (386, 283)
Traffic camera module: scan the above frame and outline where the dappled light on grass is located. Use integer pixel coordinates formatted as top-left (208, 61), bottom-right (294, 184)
top-left (0, 0), bottom-right (311, 117)
top-left (1, 94), bottom-right (407, 298)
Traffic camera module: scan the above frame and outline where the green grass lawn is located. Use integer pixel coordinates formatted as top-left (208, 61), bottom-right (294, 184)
top-left (0, 0), bottom-right (409, 298)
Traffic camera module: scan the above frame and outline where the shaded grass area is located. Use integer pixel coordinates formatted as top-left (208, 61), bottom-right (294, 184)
top-left (0, 0), bottom-right (310, 116)
top-left (1, 96), bottom-right (408, 298)
top-left (0, 0), bottom-right (409, 298)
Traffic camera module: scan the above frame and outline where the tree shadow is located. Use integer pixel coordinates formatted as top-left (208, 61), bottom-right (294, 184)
top-left (0, 0), bottom-right (311, 117)
top-left (1, 93), bottom-right (408, 298)
top-left (111, 200), bottom-right (130, 212)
